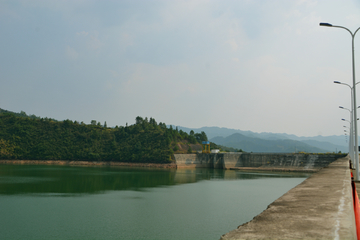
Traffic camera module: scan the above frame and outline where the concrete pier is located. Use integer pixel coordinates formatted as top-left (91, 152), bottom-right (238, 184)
top-left (220, 157), bottom-right (356, 240)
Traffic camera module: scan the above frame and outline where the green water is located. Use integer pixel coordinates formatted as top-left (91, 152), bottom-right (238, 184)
top-left (0, 164), bottom-right (309, 240)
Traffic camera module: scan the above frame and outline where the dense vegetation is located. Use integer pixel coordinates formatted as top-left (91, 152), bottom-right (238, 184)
top-left (0, 112), bottom-right (209, 163)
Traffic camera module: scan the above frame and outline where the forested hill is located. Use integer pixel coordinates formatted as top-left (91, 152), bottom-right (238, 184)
top-left (0, 112), bottom-right (208, 163)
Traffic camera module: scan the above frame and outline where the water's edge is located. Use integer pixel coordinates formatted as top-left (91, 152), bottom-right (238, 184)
top-left (0, 152), bottom-right (345, 172)
top-left (0, 159), bottom-right (176, 168)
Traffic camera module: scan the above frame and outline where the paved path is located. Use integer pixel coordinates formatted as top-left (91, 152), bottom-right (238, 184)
top-left (220, 157), bottom-right (356, 240)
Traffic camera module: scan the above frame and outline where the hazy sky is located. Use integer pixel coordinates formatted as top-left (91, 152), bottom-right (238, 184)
top-left (1, 0), bottom-right (360, 137)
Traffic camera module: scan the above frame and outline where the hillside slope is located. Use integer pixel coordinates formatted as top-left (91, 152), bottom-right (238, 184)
top-left (0, 113), bottom-right (205, 163)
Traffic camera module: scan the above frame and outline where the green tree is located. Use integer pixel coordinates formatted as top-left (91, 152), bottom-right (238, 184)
top-left (0, 113), bottom-right (210, 163)
top-left (136, 116), bottom-right (143, 125)
top-left (187, 146), bottom-right (192, 153)
top-left (195, 131), bottom-right (208, 142)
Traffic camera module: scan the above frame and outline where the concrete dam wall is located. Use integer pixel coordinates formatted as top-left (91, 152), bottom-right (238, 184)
top-left (174, 153), bottom-right (346, 171)
top-left (220, 157), bottom-right (356, 239)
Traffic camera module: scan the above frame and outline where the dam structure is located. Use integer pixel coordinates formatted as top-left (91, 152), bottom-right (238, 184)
top-left (176, 153), bottom-right (357, 238)
top-left (174, 152), bottom-right (345, 172)
top-left (174, 153), bottom-right (358, 239)
top-left (220, 156), bottom-right (356, 239)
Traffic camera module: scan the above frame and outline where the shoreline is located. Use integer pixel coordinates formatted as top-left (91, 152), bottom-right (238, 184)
top-left (0, 160), bottom-right (177, 168)
top-left (228, 167), bottom-right (319, 173)
top-left (0, 160), bottom-right (323, 172)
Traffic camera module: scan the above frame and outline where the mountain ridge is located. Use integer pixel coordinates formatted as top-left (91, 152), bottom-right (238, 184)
top-left (172, 126), bottom-right (348, 153)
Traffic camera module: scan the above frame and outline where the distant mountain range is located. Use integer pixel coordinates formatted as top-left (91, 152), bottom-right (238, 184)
top-left (172, 126), bottom-right (348, 153)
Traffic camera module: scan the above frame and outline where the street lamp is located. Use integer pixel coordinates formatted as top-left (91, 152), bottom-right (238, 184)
top-left (342, 118), bottom-right (351, 123)
top-left (335, 82), bottom-right (360, 166)
top-left (340, 106), bottom-right (354, 163)
top-left (321, 22), bottom-right (360, 180)
top-left (336, 83), bottom-right (355, 156)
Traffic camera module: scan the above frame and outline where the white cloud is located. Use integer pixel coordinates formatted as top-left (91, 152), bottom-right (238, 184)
top-left (65, 46), bottom-right (79, 60)
top-left (226, 39), bottom-right (239, 51)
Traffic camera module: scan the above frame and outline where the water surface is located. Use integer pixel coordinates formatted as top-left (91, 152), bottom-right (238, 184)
top-left (0, 164), bottom-right (309, 240)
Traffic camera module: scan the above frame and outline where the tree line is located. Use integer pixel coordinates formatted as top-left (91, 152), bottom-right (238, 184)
top-left (0, 112), bottom-right (209, 163)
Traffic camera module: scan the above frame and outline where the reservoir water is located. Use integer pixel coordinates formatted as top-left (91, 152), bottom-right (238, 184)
top-left (0, 164), bottom-right (309, 240)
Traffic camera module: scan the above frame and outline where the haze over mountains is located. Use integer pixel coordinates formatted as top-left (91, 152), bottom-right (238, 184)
top-left (174, 126), bottom-right (348, 153)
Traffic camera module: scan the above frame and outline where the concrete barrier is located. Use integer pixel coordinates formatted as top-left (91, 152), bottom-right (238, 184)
top-left (173, 154), bottom-right (212, 168)
top-left (174, 153), bottom-right (345, 171)
top-left (223, 153), bottom-right (344, 172)
top-left (220, 157), bottom-right (356, 239)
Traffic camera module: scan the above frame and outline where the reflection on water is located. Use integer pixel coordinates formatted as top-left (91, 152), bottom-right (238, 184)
top-left (0, 164), bottom-right (310, 195)
top-left (0, 164), bottom-right (310, 240)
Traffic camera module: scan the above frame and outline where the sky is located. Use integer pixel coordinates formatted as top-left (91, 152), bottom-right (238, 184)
top-left (1, 0), bottom-right (360, 137)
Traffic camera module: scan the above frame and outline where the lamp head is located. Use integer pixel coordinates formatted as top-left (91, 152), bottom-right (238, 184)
top-left (320, 22), bottom-right (333, 27)
top-left (334, 81), bottom-right (341, 84)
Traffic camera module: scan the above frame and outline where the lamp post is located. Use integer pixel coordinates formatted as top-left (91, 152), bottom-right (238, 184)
top-left (342, 116), bottom-right (360, 167)
top-left (321, 23), bottom-right (360, 180)
top-left (340, 106), bottom-right (354, 164)
top-left (335, 81), bottom-right (360, 168)
top-left (345, 132), bottom-right (348, 142)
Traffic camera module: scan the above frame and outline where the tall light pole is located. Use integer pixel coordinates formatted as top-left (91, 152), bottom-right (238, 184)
top-left (321, 22), bottom-right (360, 180)
top-left (342, 118), bottom-right (354, 162)
top-left (345, 132), bottom-right (348, 144)
top-left (335, 81), bottom-right (360, 168)
top-left (340, 106), bottom-right (354, 164)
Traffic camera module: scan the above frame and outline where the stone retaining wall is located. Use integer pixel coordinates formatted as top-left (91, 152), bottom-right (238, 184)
top-left (174, 153), bottom-right (345, 171)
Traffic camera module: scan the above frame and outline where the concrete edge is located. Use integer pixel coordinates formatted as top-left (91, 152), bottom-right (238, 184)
top-left (220, 157), bottom-right (356, 240)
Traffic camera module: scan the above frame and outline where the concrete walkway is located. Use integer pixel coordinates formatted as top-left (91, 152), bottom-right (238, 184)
top-left (220, 157), bottom-right (356, 240)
